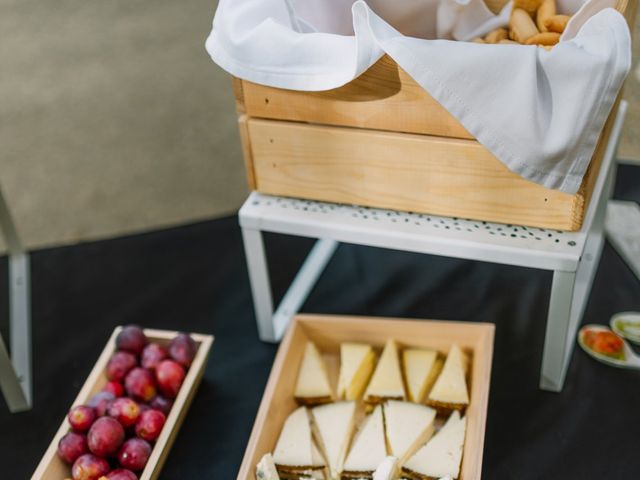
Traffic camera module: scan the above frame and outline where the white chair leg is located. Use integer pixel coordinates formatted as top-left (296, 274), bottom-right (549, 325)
top-left (10, 253), bottom-right (32, 409)
top-left (0, 187), bottom-right (32, 412)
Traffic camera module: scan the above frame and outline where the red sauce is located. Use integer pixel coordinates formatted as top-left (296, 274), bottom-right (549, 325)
top-left (583, 329), bottom-right (624, 359)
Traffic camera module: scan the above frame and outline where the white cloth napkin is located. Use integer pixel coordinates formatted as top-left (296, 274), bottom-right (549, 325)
top-left (205, 0), bottom-right (631, 194)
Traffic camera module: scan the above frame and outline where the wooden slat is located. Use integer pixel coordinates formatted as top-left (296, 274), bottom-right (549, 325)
top-left (248, 118), bottom-right (581, 230)
top-left (571, 97), bottom-right (622, 228)
top-left (237, 314), bottom-right (495, 480)
top-left (32, 328), bottom-right (214, 480)
top-left (239, 55), bottom-right (473, 139)
top-left (238, 115), bottom-right (257, 190)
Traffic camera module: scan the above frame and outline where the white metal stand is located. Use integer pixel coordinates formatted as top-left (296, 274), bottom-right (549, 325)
top-left (239, 102), bottom-right (627, 392)
top-left (0, 186), bottom-right (32, 412)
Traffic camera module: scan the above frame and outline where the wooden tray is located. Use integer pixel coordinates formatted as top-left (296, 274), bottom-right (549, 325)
top-left (232, 0), bottom-right (636, 231)
top-left (32, 327), bottom-right (214, 480)
top-left (237, 314), bottom-right (495, 480)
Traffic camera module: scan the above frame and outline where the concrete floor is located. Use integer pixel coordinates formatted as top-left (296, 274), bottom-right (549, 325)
top-left (0, 0), bottom-right (246, 251)
top-left (0, 1), bottom-right (638, 251)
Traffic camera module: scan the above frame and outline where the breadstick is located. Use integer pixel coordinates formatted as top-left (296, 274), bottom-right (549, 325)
top-left (510, 8), bottom-right (540, 43)
top-left (513, 0), bottom-right (544, 16)
top-left (498, 39), bottom-right (520, 44)
top-left (484, 0), bottom-right (510, 14)
top-left (544, 14), bottom-right (570, 33)
top-left (525, 32), bottom-right (561, 45)
top-left (485, 28), bottom-right (509, 43)
top-left (471, 37), bottom-right (486, 43)
top-left (536, 0), bottom-right (556, 32)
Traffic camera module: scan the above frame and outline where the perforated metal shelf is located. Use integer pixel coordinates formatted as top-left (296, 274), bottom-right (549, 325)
top-left (240, 192), bottom-right (589, 271)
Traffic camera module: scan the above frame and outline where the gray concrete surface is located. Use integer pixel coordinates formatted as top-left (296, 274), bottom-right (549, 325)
top-left (0, 0), bottom-right (638, 251)
top-left (619, 20), bottom-right (640, 162)
top-left (0, 0), bottom-right (246, 251)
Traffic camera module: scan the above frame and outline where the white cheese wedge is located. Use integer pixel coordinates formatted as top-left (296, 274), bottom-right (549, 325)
top-left (373, 456), bottom-right (399, 480)
top-left (312, 401), bottom-right (357, 478)
top-left (403, 348), bottom-right (442, 403)
top-left (342, 405), bottom-right (387, 477)
top-left (294, 341), bottom-right (334, 405)
top-left (256, 453), bottom-right (280, 480)
top-left (383, 400), bottom-right (436, 465)
top-left (338, 343), bottom-right (376, 400)
top-left (403, 412), bottom-right (467, 480)
top-left (364, 339), bottom-right (405, 404)
top-left (426, 344), bottom-right (469, 411)
top-left (273, 407), bottom-right (326, 472)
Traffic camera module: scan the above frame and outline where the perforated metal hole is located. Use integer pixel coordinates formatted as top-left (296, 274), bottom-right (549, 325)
top-left (250, 196), bottom-right (581, 249)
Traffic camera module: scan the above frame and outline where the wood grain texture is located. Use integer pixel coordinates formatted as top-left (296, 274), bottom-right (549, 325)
top-left (238, 115), bottom-right (257, 190)
top-left (248, 118), bottom-right (582, 230)
top-left (238, 55), bottom-right (473, 139)
top-left (31, 328), bottom-right (214, 480)
top-left (237, 314), bottom-right (494, 480)
top-left (572, 96), bottom-right (622, 228)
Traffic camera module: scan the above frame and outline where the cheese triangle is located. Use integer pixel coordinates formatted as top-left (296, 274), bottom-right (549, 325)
top-left (311, 401), bottom-right (357, 478)
top-left (426, 344), bottom-right (469, 413)
top-left (338, 343), bottom-right (376, 400)
top-left (342, 405), bottom-right (387, 478)
top-left (402, 412), bottom-right (466, 480)
top-left (294, 341), bottom-right (334, 405)
top-left (372, 456), bottom-right (399, 480)
top-left (383, 400), bottom-right (436, 465)
top-left (256, 453), bottom-right (280, 480)
top-left (364, 340), bottom-right (406, 404)
top-left (273, 407), bottom-right (326, 471)
top-left (403, 348), bottom-right (442, 403)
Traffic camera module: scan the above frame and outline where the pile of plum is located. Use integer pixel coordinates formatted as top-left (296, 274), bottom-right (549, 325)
top-left (57, 325), bottom-right (197, 480)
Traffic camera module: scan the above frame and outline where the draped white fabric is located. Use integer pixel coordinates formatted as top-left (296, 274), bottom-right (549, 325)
top-left (205, 0), bottom-right (631, 193)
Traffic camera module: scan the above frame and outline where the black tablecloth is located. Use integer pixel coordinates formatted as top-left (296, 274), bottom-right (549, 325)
top-left (3, 165), bottom-right (640, 479)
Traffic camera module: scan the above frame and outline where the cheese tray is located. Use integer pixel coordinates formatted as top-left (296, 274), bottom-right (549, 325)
top-left (239, 314), bottom-right (494, 480)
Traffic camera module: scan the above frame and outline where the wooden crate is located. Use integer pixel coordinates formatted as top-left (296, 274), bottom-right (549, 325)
top-left (237, 314), bottom-right (495, 480)
top-left (32, 328), bottom-right (214, 480)
top-left (233, 0), bottom-right (636, 231)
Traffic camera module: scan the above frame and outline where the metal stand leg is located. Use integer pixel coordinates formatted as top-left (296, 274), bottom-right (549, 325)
top-left (0, 188), bottom-right (32, 412)
top-left (242, 227), bottom-right (338, 342)
top-left (271, 238), bottom-right (338, 340)
top-left (242, 229), bottom-right (276, 342)
top-left (540, 159), bottom-right (613, 391)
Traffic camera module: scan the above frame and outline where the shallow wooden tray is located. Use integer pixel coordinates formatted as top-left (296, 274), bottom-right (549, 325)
top-left (237, 314), bottom-right (495, 480)
top-left (32, 327), bottom-right (214, 480)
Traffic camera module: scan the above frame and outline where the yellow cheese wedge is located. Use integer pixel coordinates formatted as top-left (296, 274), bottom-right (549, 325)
top-left (383, 400), bottom-right (436, 465)
top-left (338, 343), bottom-right (376, 400)
top-left (311, 401), bottom-right (357, 478)
top-left (294, 341), bottom-right (334, 405)
top-left (426, 344), bottom-right (469, 414)
top-left (364, 339), bottom-right (406, 405)
top-left (342, 405), bottom-right (387, 478)
top-left (256, 453), bottom-right (280, 480)
top-left (402, 411), bottom-right (467, 480)
top-left (273, 406), bottom-right (328, 479)
top-left (403, 348), bottom-right (443, 403)
top-left (373, 456), bottom-right (399, 480)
